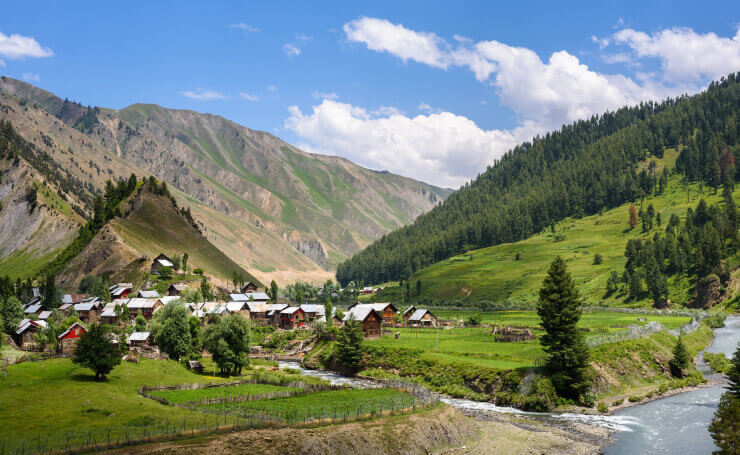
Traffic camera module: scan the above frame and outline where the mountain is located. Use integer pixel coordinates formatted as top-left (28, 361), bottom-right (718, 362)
top-left (0, 77), bottom-right (451, 284)
top-left (56, 180), bottom-right (258, 290)
top-left (337, 74), bottom-right (740, 288)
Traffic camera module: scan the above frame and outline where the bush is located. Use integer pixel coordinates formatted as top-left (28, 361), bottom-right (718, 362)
top-left (612, 398), bottom-right (623, 406)
top-left (704, 352), bottom-right (731, 374)
top-left (464, 313), bottom-right (482, 326)
top-left (193, 268), bottom-right (204, 276)
top-left (628, 395), bottom-right (643, 402)
top-left (593, 253), bottom-right (603, 265)
top-left (597, 402), bottom-right (608, 413)
top-left (704, 312), bottom-right (727, 329)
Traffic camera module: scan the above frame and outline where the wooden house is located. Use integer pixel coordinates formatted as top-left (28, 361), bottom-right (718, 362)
top-left (300, 304), bottom-right (326, 325)
top-left (230, 292), bottom-right (270, 304)
top-left (279, 307), bottom-right (306, 330)
top-left (226, 302), bottom-right (251, 318)
top-left (126, 298), bottom-right (162, 320)
top-left (167, 283), bottom-right (188, 296)
top-left (127, 332), bottom-right (152, 347)
top-left (74, 300), bottom-right (104, 324)
top-left (406, 308), bottom-right (437, 327)
top-left (332, 315), bottom-right (343, 327)
top-left (14, 319), bottom-right (47, 350)
top-left (349, 303), bottom-right (398, 325)
top-left (343, 307), bottom-right (382, 338)
top-left (150, 254), bottom-right (174, 274)
top-left (58, 322), bottom-right (86, 355)
top-left (62, 294), bottom-right (91, 305)
top-left (240, 281), bottom-right (259, 293)
top-left (246, 303), bottom-right (287, 325)
top-left (109, 283), bottom-right (132, 300)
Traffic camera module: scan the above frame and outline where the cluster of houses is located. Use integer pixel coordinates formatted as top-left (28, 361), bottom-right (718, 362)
top-left (12, 265), bottom-right (438, 354)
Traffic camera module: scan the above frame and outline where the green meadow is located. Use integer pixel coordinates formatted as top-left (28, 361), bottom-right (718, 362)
top-left (378, 170), bottom-right (739, 307)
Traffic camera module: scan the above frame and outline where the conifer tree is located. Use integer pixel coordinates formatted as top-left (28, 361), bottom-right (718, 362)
top-left (669, 336), bottom-right (690, 378)
top-left (709, 344), bottom-right (740, 454)
top-left (536, 256), bottom-right (591, 399)
top-left (335, 315), bottom-right (364, 376)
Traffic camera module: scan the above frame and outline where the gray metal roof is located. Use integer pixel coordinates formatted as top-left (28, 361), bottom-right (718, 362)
top-left (138, 290), bottom-right (160, 298)
top-left (408, 309), bottom-right (434, 321)
top-left (127, 332), bottom-right (151, 342)
top-left (24, 303), bottom-right (42, 314)
top-left (343, 306), bottom-right (378, 322)
top-left (230, 292), bottom-right (270, 302)
top-left (126, 298), bottom-right (159, 309)
top-left (300, 304), bottom-right (325, 316)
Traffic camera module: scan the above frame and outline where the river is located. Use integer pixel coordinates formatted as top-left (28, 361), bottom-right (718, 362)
top-left (604, 315), bottom-right (740, 455)
top-left (278, 315), bottom-right (739, 454)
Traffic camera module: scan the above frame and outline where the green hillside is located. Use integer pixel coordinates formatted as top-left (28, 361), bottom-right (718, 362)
top-left (376, 170), bottom-right (739, 308)
top-left (337, 74), bottom-right (740, 287)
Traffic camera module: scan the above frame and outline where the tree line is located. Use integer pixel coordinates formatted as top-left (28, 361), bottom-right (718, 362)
top-left (336, 73), bottom-right (740, 287)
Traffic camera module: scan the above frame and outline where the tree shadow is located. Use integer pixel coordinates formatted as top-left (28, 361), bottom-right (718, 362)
top-left (68, 372), bottom-right (106, 382)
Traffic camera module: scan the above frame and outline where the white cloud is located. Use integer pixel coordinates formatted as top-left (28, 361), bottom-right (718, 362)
top-left (228, 23), bottom-right (260, 32)
top-left (180, 89), bottom-right (227, 100)
top-left (612, 26), bottom-right (740, 83)
top-left (312, 90), bottom-right (338, 100)
top-left (297, 17), bottom-right (737, 186)
top-left (591, 35), bottom-right (610, 49)
top-left (239, 92), bottom-right (259, 101)
top-left (283, 43), bottom-right (301, 57)
top-left (0, 59), bottom-right (5, 67)
top-left (21, 72), bottom-right (39, 82)
top-left (286, 100), bottom-right (537, 188)
top-left (0, 30), bottom-right (53, 59)
top-left (417, 102), bottom-right (442, 114)
top-left (296, 33), bottom-right (313, 42)
top-left (267, 85), bottom-right (278, 92)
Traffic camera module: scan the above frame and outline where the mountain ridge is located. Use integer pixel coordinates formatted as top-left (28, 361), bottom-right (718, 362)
top-left (0, 76), bottom-right (451, 284)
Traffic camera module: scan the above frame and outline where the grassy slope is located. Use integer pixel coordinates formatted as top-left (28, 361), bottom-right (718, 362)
top-left (111, 188), bottom-right (260, 285)
top-left (388, 170), bottom-right (739, 307)
top-left (0, 359), bottom-right (225, 446)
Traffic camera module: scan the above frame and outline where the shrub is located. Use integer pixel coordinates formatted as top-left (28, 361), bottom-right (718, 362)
top-left (704, 312), bottom-right (727, 329)
top-left (628, 395), bottom-right (643, 402)
top-left (593, 253), bottom-right (603, 265)
top-left (597, 402), bottom-right (608, 413)
top-left (612, 398), bottom-right (623, 406)
top-left (704, 352), bottom-right (731, 374)
top-left (193, 268), bottom-right (204, 276)
top-left (464, 313), bottom-right (482, 326)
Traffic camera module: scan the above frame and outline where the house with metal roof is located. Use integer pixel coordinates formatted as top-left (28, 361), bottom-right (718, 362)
top-left (58, 322), bottom-right (86, 355)
top-left (24, 303), bottom-right (42, 315)
top-left (14, 319), bottom-right (48, 350)
top-left (406, 309), bottom-right (437, 327)
top-left (300, 304), bottom-right (326, 324)
top-left (73, 299), bottom-right (104, 324)
top-left (279, 307), bottom-right (306, 329)
top-left (348, 303), bottom-right (399, 325)
top-left (137, 290), bottom-right (160, 298)
top-left (127, 331), bottom-right (153, 347)
top-left (167, 283), bottom-right (188, 296)
top-left (229, 292), bottom-right (270, 303)
top-left (342, 306), bottom-right (382, 338)
top-left (150, 254), bottom-right (174, 274)
top-left (109, 283), bottom-right (132, 300)
top-left (125, 298), bottom-right (163, 320)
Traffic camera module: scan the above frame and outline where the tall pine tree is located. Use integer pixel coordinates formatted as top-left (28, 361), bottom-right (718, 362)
top-left (537, 256), bottom-right (591, 399)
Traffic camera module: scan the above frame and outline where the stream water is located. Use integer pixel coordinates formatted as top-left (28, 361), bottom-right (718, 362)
top-left (604, 315), bottom-right (740, 455)
top-left (278, 315), bottom-right (739, 454)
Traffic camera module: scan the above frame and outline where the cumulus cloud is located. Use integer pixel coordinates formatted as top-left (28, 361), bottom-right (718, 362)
top-left (239, 92), bottom-right (259, 101)
top-left (287, 18), bottom-right (736, 187)
top-left (286, 100), bottom-right (537, 187)
top-left (228, 23), bottom-right (260, 32)
top-left (180, 89), bottom-right (227, 100)
top-left (21, 72), bottom-right (39, 82)
top-left (0, 30), bottom-right (53, 59)
top-left (283, 43), bottom-right (301, 57)
top-left (267, 85), bottom-right (278, 92)
top-left (612, 26), bottom-right (740, 83)
top-left (312, 90), bottom-right (338, 100)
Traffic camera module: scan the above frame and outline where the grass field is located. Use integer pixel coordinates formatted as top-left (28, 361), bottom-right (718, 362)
top-left (149, 383), bottom-right (299, 404)
top-left (377, 170), bottom-right (739, 307)
top-left (0, 359), bottom-right (228, 449)
top-left (363, 310), bottom-right (692, 370)
top-left (194, 388), bottom-right (416, 421)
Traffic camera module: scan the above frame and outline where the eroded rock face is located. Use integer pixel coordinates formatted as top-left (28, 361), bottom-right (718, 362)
top-left (289, 238), bottom-right (327, 268)
top-left (694, 275), bottom-right (722, 308)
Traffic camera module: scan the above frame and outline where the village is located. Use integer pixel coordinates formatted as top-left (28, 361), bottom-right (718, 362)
top-left (11, 253), bottom-right (439, 358)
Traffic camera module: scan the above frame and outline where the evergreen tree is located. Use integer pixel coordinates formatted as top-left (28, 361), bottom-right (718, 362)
top-left (645, 258), bottom-right (668, 307)
top-left (606, 270), bottom-right (620, 294)
top-left (41, 275), bottom-right (59, 310)
top-left (335, 315), bottom-right (364, 376)
top-left (536, 257), bottom-right (591, 399)
top-left (72, 324), bottom-right (122, 381)
top-left (709, 344), bottom-right (740, 454)
top-left (629, 205), bottom-right (638, 230)
top-left (182, 252), bottom-right (189, 272)
top-left (270, 280), bottom-right (279, 302)
top-left (669, 336), bottom-right (690, 378)
top-left (629, 269), bottom-right (643, 299)
top-left (416, 279), bottom-right (422, 297)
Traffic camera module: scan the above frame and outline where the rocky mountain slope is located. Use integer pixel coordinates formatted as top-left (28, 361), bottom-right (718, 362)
top-left (56, 182), bottom-right (259, 291)
top-left (0, 77), bottom-right (451, 283)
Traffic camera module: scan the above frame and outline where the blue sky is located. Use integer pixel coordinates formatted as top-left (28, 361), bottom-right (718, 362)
top-left (1, 0), bottom-right (739, 187)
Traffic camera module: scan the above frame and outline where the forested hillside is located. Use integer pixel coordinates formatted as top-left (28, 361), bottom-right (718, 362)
top-left (337, 73), bottom-right (740, 287)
